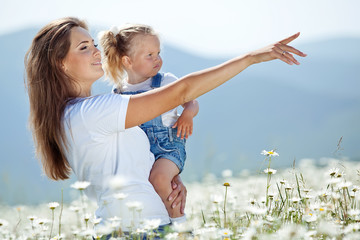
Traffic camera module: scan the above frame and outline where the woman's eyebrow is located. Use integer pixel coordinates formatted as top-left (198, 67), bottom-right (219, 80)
top-left (77, 39), bottom-right (94, 47)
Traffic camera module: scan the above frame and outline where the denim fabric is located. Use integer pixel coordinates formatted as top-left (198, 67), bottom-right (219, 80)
top-left (140, 119), bottom-right (186, 172)
top-left (118, 73), bottom-right (186, 173)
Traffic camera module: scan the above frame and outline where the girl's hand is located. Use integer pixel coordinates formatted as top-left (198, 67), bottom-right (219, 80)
top-left (172, 111), bottom-right (194, 139)
top-left (168, 175), bottom-right (187, 214)
top-left (250, 32), bottom-right (307, 65)
top-left (172, 99), bottom-right (199, 139)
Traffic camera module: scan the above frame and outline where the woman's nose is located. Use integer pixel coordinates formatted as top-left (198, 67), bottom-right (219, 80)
top-left (94, 46), bottom-right (101, 56)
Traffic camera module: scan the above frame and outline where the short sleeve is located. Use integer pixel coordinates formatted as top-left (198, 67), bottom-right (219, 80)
top-left (78, 94), bottom-right (130, 135)
top-left (161, 72), bottom-right (178, 86)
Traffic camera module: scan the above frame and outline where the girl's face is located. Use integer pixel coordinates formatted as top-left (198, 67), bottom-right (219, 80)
top-left (126, 34), bottom-right (162, 80)
top-left (62, 27), bottom-right (103, 88)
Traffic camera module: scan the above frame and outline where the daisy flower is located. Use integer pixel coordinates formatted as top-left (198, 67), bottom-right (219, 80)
top-left (261, 150), bottom-right (279, 157)
top-left (264, 168), bottom-right (277, 175)
top-left (48, 202), bottom-right (60, 210)
top-left (70, 181), bottom-right (91, 190)
top-left (113, 192), bottom-right (129, 200)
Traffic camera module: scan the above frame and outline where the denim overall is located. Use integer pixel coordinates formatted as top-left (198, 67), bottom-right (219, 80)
top-left (115, 73), bottom-right (186, 173)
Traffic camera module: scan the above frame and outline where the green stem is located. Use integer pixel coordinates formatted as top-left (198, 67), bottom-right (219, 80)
top-left (295, 174), bottom-right (302, 199)
top-left (201, 209), bottom-right (206, 225)
top-left (343, 188), bottom-right (348, 221)
top-left (80, 190), bottom-right (86, 217)
top-left (276, 183), bottom-right (285, 214)
top-left (265, 156), bottom-right (272, 207)
top-left (224, 186), bottom-right (228, 228)
top-left (49, 209), bottom-right (54, 240)
top-left (59, 189), bottom-right (63, 236)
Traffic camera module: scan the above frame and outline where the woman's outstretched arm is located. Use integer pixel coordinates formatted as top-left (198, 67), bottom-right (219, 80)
top-left (125, 32), bottom-right (306, 129)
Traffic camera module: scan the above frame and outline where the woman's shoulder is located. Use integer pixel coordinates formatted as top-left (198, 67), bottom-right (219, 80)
top-left (81, 93), bottom-right (129, 103)
top-left (64, 93), bottom-right (130, 132)
top-left (65, 94), bottom-right (130, 115)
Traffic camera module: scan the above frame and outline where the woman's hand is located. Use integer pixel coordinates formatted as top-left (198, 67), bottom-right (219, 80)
top-left (168, 174), bottom-right (187, 214)
top-left (249, 32), bottom-right (307, 65)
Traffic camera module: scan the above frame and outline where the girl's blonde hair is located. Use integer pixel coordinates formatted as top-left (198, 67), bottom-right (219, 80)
top-left (24, 17), bottom-right (88, 180)
top-left (99, 24), bottom-right (157, 84)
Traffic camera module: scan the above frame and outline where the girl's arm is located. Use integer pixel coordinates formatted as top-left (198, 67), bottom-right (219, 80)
top-left (173, 99), bottom-right (199, 139)
top-left (181, 100), bottom-right (199, 119)
top-left (125, 33), bottom-right (306, 129)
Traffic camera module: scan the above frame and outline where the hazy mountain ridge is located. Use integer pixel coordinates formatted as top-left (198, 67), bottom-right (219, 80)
top-left (0, 29), bottom-right (359, 205)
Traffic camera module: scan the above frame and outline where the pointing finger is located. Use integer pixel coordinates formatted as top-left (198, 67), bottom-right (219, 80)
top-left (279, 32), bottom-right (300, 45)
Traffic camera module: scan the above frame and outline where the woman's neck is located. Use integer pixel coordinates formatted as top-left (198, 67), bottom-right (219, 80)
top-left (74, 81), bottom-right (92, 98)
top-left (78, 89), bottom-right (91, 98)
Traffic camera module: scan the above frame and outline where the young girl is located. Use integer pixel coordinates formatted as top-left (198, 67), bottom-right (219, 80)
top-left (99, 24), bottom-right (199, 221)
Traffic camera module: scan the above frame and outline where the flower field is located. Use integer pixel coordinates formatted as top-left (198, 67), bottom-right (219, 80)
top-left (1, 152), bottom-right (360, 239)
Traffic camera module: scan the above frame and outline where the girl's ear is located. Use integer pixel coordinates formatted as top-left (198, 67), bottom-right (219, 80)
top-left (122, 56), bottom-right (131, 68)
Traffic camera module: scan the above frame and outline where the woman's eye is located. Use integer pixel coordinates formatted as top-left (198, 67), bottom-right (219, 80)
top-left (80, 46), bottom-right (88, 50)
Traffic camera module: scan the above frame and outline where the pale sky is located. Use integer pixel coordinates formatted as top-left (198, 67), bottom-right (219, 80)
top-left (1, 0), bottom-right (359, 57)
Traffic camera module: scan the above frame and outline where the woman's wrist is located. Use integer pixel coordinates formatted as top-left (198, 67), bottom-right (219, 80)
top-left (244, 52), bottom-right (259, 65)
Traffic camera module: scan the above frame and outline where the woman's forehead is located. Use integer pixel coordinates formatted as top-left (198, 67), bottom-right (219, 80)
top-left (69, 26), bottom-right (93, 46)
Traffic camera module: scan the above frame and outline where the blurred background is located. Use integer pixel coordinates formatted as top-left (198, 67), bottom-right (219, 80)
top-left (0, 0), bottom-right (359, 205)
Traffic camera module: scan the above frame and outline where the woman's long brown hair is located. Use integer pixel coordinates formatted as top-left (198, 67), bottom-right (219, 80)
top-left (24, 17), bottom-right (87, 180)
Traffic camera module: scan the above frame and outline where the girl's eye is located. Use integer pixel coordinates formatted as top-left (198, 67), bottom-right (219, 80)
top-left (94, 44), bottom-right (98, 48)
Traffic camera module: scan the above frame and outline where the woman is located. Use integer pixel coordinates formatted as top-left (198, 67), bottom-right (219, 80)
top-left (24, 17), bottom-right (305, 234)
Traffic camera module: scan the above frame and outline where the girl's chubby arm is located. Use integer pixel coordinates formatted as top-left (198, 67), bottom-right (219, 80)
top-left (172, 100), bottom-right (199, 139)
top-left (125, 32), bottom-right (306, 129)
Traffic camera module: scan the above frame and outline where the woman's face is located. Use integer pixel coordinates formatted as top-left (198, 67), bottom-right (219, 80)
top-left (62, 27), bottom-right (103, 87)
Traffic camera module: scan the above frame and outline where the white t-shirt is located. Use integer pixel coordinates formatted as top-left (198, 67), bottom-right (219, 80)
top-left (119, 72), bottom-right (179, 127)
top-left (64, 93), bottom-right (170, 229)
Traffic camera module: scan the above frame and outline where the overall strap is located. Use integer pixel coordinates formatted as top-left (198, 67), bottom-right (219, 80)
top-left (151, 73), bottom-right (163, 88)
top-left (120, 90), bottom-right (147, 95)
